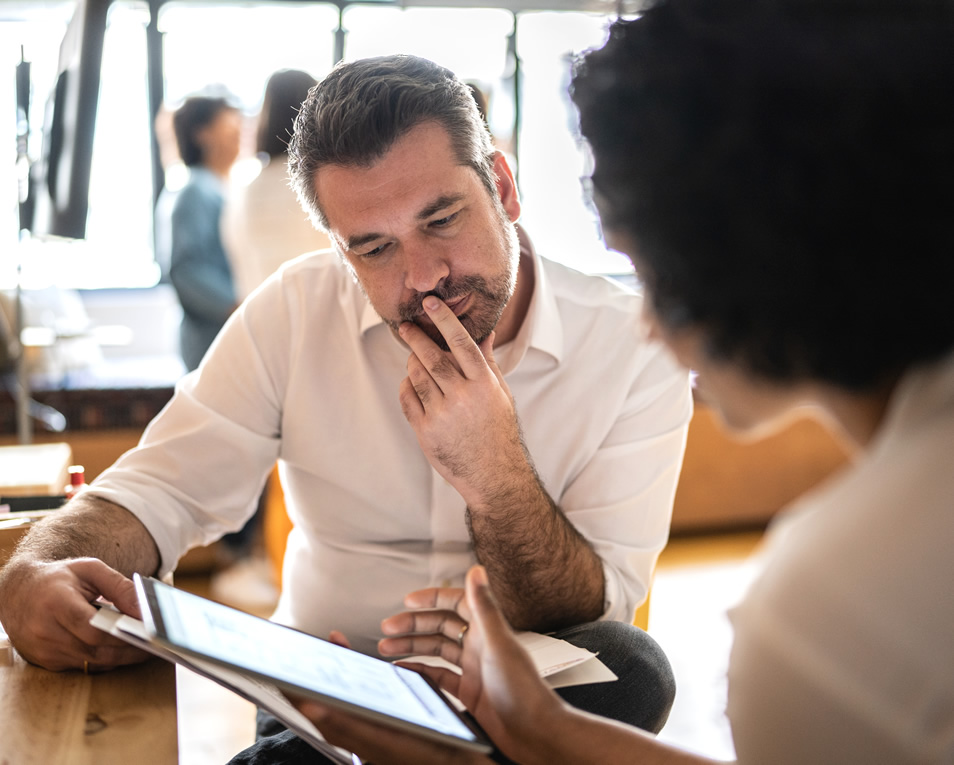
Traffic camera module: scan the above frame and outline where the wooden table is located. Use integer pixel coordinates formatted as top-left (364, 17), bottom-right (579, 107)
top-left (0, 640), bottom-right (178, 764)
top-left (0, 513), bottom-right (178, 763)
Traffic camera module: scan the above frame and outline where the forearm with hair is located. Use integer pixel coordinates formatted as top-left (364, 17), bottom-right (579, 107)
top-left (8, 494), bottom-right (160, 578)
top-left (466, 466), bottom-right (605, 632)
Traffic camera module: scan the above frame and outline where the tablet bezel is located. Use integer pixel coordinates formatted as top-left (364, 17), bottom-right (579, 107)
top-left (134, 574), bottom-right (492, 755)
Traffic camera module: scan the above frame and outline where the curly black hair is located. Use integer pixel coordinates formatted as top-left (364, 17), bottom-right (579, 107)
top-left (571, 0), bottom-right (954, 390)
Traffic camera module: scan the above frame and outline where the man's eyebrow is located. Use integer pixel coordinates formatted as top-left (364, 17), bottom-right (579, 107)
top-left (345, 231), bottom-right (384, 251)
top-left (417, 194), bottom-right (465, 221)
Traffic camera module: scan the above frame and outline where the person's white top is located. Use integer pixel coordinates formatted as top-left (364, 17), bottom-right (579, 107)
top-left (222, 157), bottom-right (331, 300)
top-left (728, 351), bottom-right (954, 764)
top-left (90, 238), bottom-right (692, 656)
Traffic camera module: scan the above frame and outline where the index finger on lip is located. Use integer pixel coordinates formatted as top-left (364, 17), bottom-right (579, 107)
top-left (420, 296), bottom-right (487, 377)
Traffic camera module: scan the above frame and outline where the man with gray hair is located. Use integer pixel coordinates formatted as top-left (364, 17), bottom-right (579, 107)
top-left (0, 54), bottom-right (691, 764)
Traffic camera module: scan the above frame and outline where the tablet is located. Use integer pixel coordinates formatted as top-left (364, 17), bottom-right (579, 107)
top-left (134, 575), bottom-right (492, 754)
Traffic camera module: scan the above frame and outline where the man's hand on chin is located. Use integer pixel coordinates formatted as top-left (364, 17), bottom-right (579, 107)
top-left (396, 295), bottom-right (530, 507)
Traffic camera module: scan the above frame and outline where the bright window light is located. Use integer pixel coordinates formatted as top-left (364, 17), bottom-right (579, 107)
top-left (3, 1), bottom-right (629, 292)
top-left (517, 11), bottom-right (631, 275)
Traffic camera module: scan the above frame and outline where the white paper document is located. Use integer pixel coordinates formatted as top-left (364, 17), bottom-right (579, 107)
top-left (405, 629), bottom-right (617, 696)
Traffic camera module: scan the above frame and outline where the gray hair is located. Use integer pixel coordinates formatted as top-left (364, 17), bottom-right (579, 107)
top-left (288, 54), bottom-right (497, 230)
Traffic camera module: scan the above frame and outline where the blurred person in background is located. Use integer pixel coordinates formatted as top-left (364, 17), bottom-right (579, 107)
top-left (223, 69), bottom-right (331, 301)
top-left (169, 95), bottom-right (240, 372)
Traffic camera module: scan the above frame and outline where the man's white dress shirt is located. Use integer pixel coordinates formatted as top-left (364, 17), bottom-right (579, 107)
top-left (91, 239), bottom-right (691, 656)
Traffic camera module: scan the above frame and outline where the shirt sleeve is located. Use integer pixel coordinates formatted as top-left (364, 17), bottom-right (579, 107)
top-left (86, 282), bottom-right (285, 576)
top-left (562, 340), bottom-right (692, 624)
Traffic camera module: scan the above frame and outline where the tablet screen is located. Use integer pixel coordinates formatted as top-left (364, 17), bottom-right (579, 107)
top-left (136, 576), bottom-right (490, 753)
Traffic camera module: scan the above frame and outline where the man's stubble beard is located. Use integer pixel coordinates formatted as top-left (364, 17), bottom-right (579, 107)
top-left (388, 203), bottom-right (519, 351)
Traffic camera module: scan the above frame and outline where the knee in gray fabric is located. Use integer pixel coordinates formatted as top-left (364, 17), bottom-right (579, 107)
top-left (552, 620), bottom-right (676, 733)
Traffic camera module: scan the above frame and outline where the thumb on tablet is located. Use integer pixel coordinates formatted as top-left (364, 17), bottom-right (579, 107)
top-left (73, 558), bottom-right (142, 619)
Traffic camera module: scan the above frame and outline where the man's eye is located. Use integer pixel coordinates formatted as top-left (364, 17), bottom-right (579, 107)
top-left (360, 243), bottom-right (389, 258)
top-left (430, 212), bottom-right (459, 228)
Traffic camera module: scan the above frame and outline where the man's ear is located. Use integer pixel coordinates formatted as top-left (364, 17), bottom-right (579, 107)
top-left (492, 152), bottom-right (521, 222)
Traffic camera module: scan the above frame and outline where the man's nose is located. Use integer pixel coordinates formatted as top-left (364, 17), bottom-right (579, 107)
top-left (403, 245), bottom-right (451, 293)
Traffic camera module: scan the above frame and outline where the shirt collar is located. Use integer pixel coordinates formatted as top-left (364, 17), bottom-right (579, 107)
top-left (359, 224), bottom-right (564, 368)
top-left (498, 225), bottom-right (563, 369)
